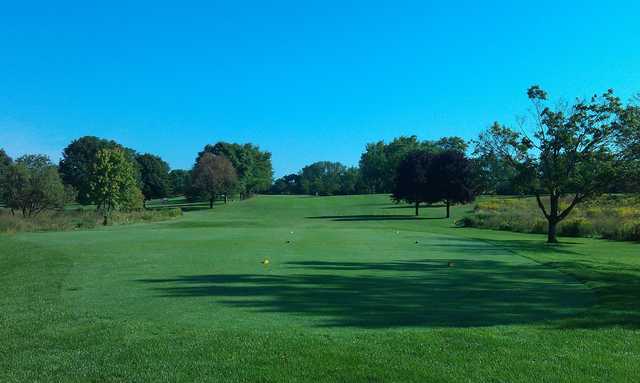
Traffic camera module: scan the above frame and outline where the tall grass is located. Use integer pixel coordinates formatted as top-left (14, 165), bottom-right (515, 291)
top-left (0, 207), bottom-right (182, 234)
top-left (459, 195), bottom-right (640, 241)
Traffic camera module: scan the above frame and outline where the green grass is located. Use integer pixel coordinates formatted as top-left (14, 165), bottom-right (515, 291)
top-left (1, 195), bottom-right (640, 382)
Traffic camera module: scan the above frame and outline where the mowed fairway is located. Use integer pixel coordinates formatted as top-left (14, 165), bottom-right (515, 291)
top-left (2, 195), bottom-right (639, 382)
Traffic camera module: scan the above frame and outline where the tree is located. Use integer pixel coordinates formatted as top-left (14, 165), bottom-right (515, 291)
top-left (338, 167), bottom-right (367, 195)
top-left (1, 154), bottom-right (65, 217)
top-left (471, 152), bottom-right (518, 195)
top-left (299, 161), bottom-right (347, 195)
top-left (0, 149), bottom-right (13, 204)
top-left (59, 136), bottom-right (138, 204)
top-left (391, 150), bottom-right (435, 216)
top-left (271, 174), bottom-right (301, 194)
top-left (427, 150), bottom-right (477, 218)
top-left (475, 86), bottom-right (633, 243)
top-left (359, 136), bottom-right (468, 193)
top-left (168, 169), bottom-right (191, 196)
top-left (88, 148), bottom-right (142, 225)
top-left (192, 153), bottom-right (238, 208)
top-left (195, 142), bottom-right (272, 198)
top-left (0, 148), bottom-right (12, 172)
top-left (136, 153), bottom-right (170, 204)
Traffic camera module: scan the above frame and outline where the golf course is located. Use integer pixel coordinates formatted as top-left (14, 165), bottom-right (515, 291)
top-left (2, 195), bottom-right (639, 382)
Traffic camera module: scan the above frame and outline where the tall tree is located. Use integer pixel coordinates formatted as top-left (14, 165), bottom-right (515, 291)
top-left (196, 142), bottom-right (272, 197)
top-left (271, 174), bottom-right (301, 195)
top-left (0, 149), bottom-right (13, 203)
top-left (299, 161), bottom-right (347, 196)
top-left (136, 153), bottom-right (170, 204)
top-left (0, 148), bottom-right (12, 172)
top-left (59, 136), bottom-right (138, 204)
top-left (475, 86), bottom-right (633, 243)
top-left (89, 148), bottom-right (143, 225)
top-left (168, 169), bottom-right (191, 196)
top-left (192, 153), bottom-right (238, 208)
top-left (391, 150), bottom-right (435, 216)
top-left (1, 154), bottom-right (65, 217)
top-left (427, 150), bottom-right (477, 218)
top-left (359, 136), bottom-right (467, 193)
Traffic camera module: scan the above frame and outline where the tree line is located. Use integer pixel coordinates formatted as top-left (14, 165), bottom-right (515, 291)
top-left (271, 86), bottom-right (639, 243)
top-left (2, 85), bottom-right (638, 242)
top-left (0, 137), bottom-right (273, 223)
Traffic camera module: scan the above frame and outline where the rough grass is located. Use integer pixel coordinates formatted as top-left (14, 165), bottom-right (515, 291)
top-left (0, 207), bottom-right (182, 234)
top-left (460, 194), bottom-right (640, 241)
top-left (1, 195), bottom-right (640, 382)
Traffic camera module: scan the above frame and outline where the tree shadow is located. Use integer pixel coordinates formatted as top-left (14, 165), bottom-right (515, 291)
top-left (139, 258), bottom-right (594, 329)
top-left (384, 204), bottom-right (446, 209)
top-left (306, 215), bottom-right (442, 221)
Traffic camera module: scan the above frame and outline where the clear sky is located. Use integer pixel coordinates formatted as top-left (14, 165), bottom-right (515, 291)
top-left (1, 1), bottom-right (639, 177)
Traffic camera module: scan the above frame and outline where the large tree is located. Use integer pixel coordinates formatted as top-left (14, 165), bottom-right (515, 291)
top-left (168, 169), bottom-right (191, 196)
top-left (195, 142), bottom-right (272, 198)
top-left (136, 153), bottom-right (170, 204)
top-left (59, 136), bottom-right (138, 204)
top-left (192, 153), bottom-right (238, 208)
top-left (299, 161), bottom-right (347, 196)
top-left (475, 86), bottom-right (634, 243)
top-left (1, 154), bottom-right (65, 217)
top-left (89, 148), bottom-right (143, 225)
top-left (391, 150), bottom-right (435, 216)
top-left (359, 136), bottom-right (468, 193)
top-left (427, 150), bottom-right (477, 218)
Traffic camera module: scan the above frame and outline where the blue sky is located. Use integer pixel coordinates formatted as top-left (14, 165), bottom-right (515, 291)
top-left (1, 1), bottom-right (639, 177)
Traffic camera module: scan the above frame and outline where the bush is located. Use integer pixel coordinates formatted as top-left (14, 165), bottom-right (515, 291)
top-left (558, 218), bottom-right (594, 237)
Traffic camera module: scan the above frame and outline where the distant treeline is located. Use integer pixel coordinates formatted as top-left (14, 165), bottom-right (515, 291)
top-left (0, 137), bottom-right (273, 223)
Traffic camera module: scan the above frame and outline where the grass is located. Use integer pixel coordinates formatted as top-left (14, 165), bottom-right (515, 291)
top-left (0, 206), bottom-right (183, 234)
top-left (461, 194), bottom-right (640, 241)
top-left (1, 195), bottom-right (640, 382)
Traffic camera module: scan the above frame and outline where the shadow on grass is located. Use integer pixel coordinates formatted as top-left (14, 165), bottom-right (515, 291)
top-left (384, 204), bottom-right (446, 209)
top-left (139, 257), bottom-right (595, 329)
top-left (306, 215), bottom-right (443, 221)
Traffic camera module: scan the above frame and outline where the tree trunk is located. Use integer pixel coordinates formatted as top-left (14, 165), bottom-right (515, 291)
top-left (224, 194), bottom-right (228, 204)
top-left (547, 193), bottom-right (560, 243)
top-left (547, 220), bottom-right (558, 243)
top-left (446, 200), bottom-right (450, 218)
top-left (103, 214), bottom-right (108, 226)
top-left (209, 198), bottom-right (214, 209)
top-left (415, 201), bottom-right (420, 216)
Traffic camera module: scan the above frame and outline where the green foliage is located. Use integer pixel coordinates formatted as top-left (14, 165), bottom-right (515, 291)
top-left (136, 153), bottom-right (171, 201)
top-left (392, 150), bottom-right (433, 211)
top-left (359, 135), bottom-right (468, 193)
top-left (89, 148), bottom-right (143, 220)
top-left (475, 86), bottom-right (633, 242)
top-left (270, 173), bottom-right (302, 194)
top-left (297, 161), bottom-right (365, 195)
top-left (1, 154), bottom-right (65, 217)
top-left (59, 136), bottom-right (139, 204)
top-left (392, 150), bottom-right (476, 216)
top-left (191, 153), bottom-right (238, 206)
top-left (168, 169), bottom-right (191, 196)
top-left (195, 142), bottom-right (273, 196)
